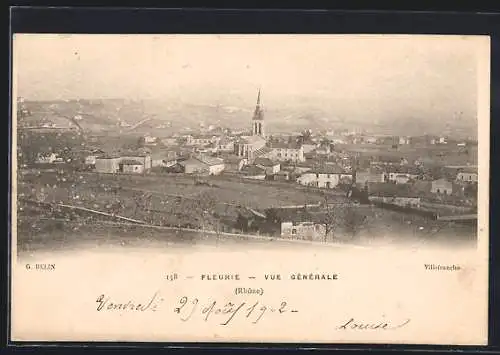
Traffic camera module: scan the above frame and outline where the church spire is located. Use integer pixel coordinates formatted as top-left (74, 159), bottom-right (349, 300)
top-left (252, 87), bottom-right (265, 137)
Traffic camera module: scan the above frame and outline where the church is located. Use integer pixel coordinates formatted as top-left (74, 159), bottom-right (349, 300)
top-left (233, 89), bottom-right (270, 163)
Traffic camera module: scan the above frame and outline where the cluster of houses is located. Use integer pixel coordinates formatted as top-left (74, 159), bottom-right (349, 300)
top-left (31, 89), bottom-right (478, 218)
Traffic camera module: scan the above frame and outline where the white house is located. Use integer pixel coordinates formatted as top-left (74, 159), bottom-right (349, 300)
top-left (218, 137), bottom-right (235, 152)
top-left (188, 134), bottom-right (220, 147)
top-left (296, 165), bottom-right (349, 189)
top-left (160, 137), bottom-right (178, 146)
top-left (456, 168), bottom-right (478, 183)
top-left (267, 142), bottom-right (305, 163)
top-left (84, 155), bottom-right (97, 166)
top-left (281, 221), bottom-right (325, 242)
top-left (95, 155), bottom-right (122, 173)
top-left (302, 143), bottom-right (318, 154)
top-left (144, 135), bottom-right (157, 145)
top-left (431, 178), bottom-right (453, 195)
top-left (181, 155), bottom-right (225, 175)
top-left (356, 170), bottom-right (387, 185)
top-left (387, 166), bottom-right (420, 183)
top-left (36, 152), bottom-right (60, 164)
top-left (254, 157), bottom-right (280, 175)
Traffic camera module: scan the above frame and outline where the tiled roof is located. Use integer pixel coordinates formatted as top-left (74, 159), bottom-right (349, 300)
top-left (254, 146), bottom-right (272, 157)
top-left (310, 165), bottom-right (345, 174)
top-left (241, 165), bottom-right (266, 176)
top-left (254, 157), bottom-right (278, 167)
top-left (270, 142), bottom-right (302, 150)
top-left (195, 155), bottom-right (224, 166)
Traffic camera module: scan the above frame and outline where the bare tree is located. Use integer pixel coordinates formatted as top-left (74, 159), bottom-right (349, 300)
top-left (318, 192), bottom-right (366, 242)
top-left (318, 193), bottom-right (343, 242)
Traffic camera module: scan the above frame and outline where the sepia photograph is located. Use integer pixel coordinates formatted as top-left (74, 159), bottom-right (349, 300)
top-left (10, 34), bottom-right (490, 344)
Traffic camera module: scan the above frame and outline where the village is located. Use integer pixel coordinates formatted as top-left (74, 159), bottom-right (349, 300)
top-left (17, 90), bottom-right (478, 248)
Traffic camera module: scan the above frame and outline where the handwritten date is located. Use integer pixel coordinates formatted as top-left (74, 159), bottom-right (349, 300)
top-left (174, 296), bottom-right (298, 325)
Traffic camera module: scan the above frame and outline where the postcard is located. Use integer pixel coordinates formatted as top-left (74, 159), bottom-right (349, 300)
top-left (10, 34), bottom-right (490, 345)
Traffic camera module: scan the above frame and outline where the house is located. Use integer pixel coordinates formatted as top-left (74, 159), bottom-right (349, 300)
top-left (399, 136), bottom-right (410, 145)
top-left (431, 178), bottom-right (453, 195)
top-left (267, 142), bottom-right (305, 163)
top-left (302, 143), bottom-right (318, 154)
top-left (217, 137), bottom-right (235, 152)
top-left (144, 135), bottom-right (157, 145)
top-left (355, 168), bottom-right (387, 185)
top-left (281, 220), bottom-right (326, 241)
top-left (386, 166), bottom-right (421, 183)
top-left (456, 168), bottom-right (478, 183)
top-left (120, 159), bottom-right (144, 174)
top-left (187, 134), bottom-right (220, 147)
top-left (370, 155), bottom-right (405, 166)
top-left (296, 165), bottom-right (349, 189)
top-left (118, 151), bottom-right (152, 171)
top-left (254, 157), bottom-right (280, 175)
top-left (271, 208), bottom-right (325, 242)
top-left (36, 152), bottom-right (60, 164)
top-left (180, 155), bottom-right (225, 175)
top-left (95, 155), bottom-right (122, 173)
top-left (160, 137), bottom-right (178, 146)
top-left (394, 174), bottom-right (411, 184)
top-left (315, 144), bottom-right (331, 155)
top-left (367, 183), bottom-right (421, 208)
top-left (84, 155), bottom-right (97, 166)
top-left (241, 165), bottom-right (266, 180)
top-left (223, 155), bottom-right (248, 172)
top-left (151, 151), bottom-right (177, 168)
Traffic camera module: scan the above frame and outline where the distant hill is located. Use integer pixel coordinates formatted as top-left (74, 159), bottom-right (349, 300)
top-left (17, 98), bottom-right (478, 139)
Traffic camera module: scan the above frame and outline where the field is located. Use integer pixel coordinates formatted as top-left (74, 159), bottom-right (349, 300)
top-left (18, 169), bottom-right (334, 210)
top-left (16, 167), bottom-right (477, 253)
top-left (337, 143), bottom-right (478, 167)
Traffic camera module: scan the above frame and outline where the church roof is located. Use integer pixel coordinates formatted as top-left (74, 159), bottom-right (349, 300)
top-left (254, 146), bottom-right (272, 158)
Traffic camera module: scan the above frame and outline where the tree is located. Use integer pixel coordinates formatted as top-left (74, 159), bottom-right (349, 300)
top-left (318, 193), bottom-right (344, 242)
top-left (318, 193), bottom-right (366, 242)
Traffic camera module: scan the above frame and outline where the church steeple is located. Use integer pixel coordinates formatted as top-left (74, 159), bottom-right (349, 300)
top-left (252, 88), bottom-right (265, 137)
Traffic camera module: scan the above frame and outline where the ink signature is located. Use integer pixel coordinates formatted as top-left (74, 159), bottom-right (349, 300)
top-left (174, 296), bottom-right (298, 325)
top-left (336, 317), bottom-right (411, 330)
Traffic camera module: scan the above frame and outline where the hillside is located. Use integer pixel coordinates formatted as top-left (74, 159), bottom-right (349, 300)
top-left (17, 99), bottom-right (478, 139)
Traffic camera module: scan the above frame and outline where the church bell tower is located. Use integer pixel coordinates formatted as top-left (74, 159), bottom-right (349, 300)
top-left (252, 88), bottom-right (265, 138)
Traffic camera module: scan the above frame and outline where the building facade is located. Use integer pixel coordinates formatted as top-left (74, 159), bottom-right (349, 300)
top-left (268, 142), bottom-right (305, 163)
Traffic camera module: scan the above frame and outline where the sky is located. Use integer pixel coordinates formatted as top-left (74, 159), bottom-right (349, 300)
top-left (13, 34), bottom-right (488, 124)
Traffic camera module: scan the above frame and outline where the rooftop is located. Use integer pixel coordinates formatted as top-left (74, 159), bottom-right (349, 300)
top-left (241, 165), bottom-right (266, 176)
top-left (254, 157), bottom-right (278, 167)
top-left (309, 164), bottom-right (345, 175)
top-left (270, 142), bottom-right (302, 150)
